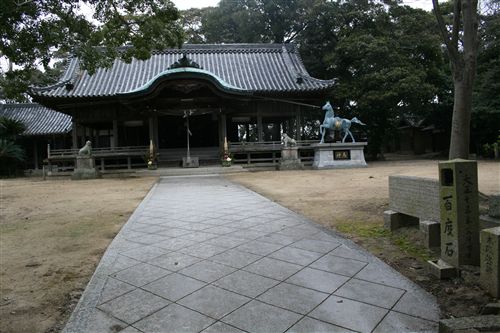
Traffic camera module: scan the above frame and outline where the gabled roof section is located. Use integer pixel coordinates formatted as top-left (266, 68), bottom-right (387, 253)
top-left (30, 44), bottom-right (335, 99)
top-left (0, 103), bottom-right (72, 136)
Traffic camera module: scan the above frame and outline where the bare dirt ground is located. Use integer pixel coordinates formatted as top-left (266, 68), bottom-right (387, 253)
top-left (227, 159), bottom-right (500, 318)
top-left (0, 160), bottom-right (497, 332)
top-left (0, 177), bottom-right (156, 333)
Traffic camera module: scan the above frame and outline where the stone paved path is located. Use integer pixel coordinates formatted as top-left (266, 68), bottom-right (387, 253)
top-left (64, 176), bottom-right (439, 333)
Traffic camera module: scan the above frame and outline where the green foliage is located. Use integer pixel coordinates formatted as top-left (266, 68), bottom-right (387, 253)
top-left (1, 0), bottom-right (184, 100)
top-left (0, 116), bottom-right (26, 175)
top-left (300, 1), bottom-right (448, 158)
top-left (472, 0), bottom-right (500, 150)
top-left (201, 0), bottom-right (312, 43)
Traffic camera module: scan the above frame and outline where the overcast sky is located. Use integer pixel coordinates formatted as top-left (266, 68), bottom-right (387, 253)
top-left (172, 0), bottom-right (434, 11)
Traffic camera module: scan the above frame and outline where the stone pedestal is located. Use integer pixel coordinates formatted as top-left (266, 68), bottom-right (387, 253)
top-left (312, 142), bottom-right (367, 169)
top-left (72, 156), bottom-right (99, 180)
top-left (420, 220), bottom-right (441, 248)
top-left (489, 194), bottom-right (500, 218)
top-left (383, 210), bottom-right (418, 231)
top-left (182, 156), bottom-right (199, 168)
top-left (480, 227), bottom-right (500, 298)
top-left (278, 147), bottom-right (303, 170)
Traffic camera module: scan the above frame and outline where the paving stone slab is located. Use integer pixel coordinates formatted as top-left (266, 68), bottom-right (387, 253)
top-left (179, 260), bottom-right (237, 283)
top-left (258, 282), bottom-right (329, 314)
top-left (372, 311), bottom-right (438, 333)
top-left (310, 254), bottom-right (368, 277)
top-left (142, 272), bottom-right (206, 301)
top-left (287, 317), bottom-right (355, 333)
top-left (243, 257), bottom-right (303, 281)
top-left (147, 252), bottom-right (202, 271)
top-left (98, 289), bottom-right (170, 324)
top-left (235, 240), bottom-right (284, 256)
top-left (214, 270), bottom-right (280, 298)
top-left (210, 249), bottom-right (262, 268)
top-left (99, 277), bottom-right (136, 304)
top-left (290, 238), bottom-right (341, 254)
top-left (269, 246), bottom-right (324, 266)
top-left (111, 262), bottom-right (171, 287)
top-left (285, 267), bottom-right (350, 294)
top-left (134, 303), bottom-right (214, 333)
top-left (334, 278), bottom-right (405, 309)
top-left (120, 245), bottom-right (169, 262)
top-left (222, 300), bottom-right (302, 333)
top-left (202, 321), bottom-right (246, 333)
top-left (309, 295), bottom-right (388, 332)
top-left (178, 285), bottom-right (250, 319)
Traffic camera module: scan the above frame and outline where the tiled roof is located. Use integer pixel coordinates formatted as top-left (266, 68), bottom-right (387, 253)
top-left (0, 103), bottom-right (72, 136)
top-left (30, 44), bottom-right (335, 99)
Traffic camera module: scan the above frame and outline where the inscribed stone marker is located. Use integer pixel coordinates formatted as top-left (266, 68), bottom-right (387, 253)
top-left (439, 159), bottom-right (479, 267)
top-left (480, 227), bottom-right (500, 298)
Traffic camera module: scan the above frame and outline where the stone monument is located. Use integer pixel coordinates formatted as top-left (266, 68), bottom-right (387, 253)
top-left (72, 141), bottom-right (100, 180)
top-left (480, 227), bottom-right (500, 298)
top-left (278, 133), bottom-right (303, 170)
top-left (312, 101), bottom-right (367, 169)
top-left (427, 159), bottom-right (480, 278)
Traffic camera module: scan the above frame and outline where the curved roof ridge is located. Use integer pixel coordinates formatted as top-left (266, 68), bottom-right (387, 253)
top-left (29, 57), bottom-right (79, 93)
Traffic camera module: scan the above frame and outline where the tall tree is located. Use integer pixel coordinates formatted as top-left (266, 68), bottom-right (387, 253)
top-left (0, 0), bottom-right (184, 101)
top-left (432, 0), bottom-right (480, 159)
top-left (202, 0), bottom-right (314, 43)
top-left (299, 0), bottom-right (448, 158)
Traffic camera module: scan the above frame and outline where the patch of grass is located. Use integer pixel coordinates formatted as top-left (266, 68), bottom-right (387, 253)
top-left (336, 222), bottom-right (390, 238)
top-left (391, 234), bottom-right (432, 261)
top-left (336, 221), bottom-right (431, 261)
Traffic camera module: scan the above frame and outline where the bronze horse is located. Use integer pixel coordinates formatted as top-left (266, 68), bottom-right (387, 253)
top-left (320, 102), bottom-right (365, 143)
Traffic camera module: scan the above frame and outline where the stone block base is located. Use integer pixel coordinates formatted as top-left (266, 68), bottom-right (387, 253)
top-left (72, 156), bottom-right (100, 180)
top-left (480, 227), bottom-right (500, 298)
top-left (72, 168), bottom-right (100, 180)
top-left (427, 259), bottom-right (458, 279)
top-left (481, 303), bottom-right (500, 315)
top-left (489, 193), bottom-right (500, 218)
top-left (311, 142), bottom-right (367, 169)
top-left (420, 220), bottom-right (441, 248)
top-left (383, 210), bottom-right (419, 231)
top-left (182, 157), bottom-right (199, 168)
top-left (481, 214), bottom-right (500, 229)
top-left (278, 159), bottom-right (303, 171)
top-left (439, 315), bottom-right (500, 333)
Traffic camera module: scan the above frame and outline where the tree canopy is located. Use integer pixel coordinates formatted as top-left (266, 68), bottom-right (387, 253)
top-left (0, 0), bottom-right (183, 101)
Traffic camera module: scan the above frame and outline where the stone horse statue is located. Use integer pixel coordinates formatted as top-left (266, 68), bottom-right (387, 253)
top-left (319, 102), bottom-right (365, 143)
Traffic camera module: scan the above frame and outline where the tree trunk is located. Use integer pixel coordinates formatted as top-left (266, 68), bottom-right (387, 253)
top-left (449, 79), bottom-right (473, 159)
top-left (433, 0), bottom-right (479, 160)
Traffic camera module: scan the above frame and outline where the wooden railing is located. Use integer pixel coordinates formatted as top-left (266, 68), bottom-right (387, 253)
top-left (228, 140), bottom-right (317, 165)
top-left (48, 145), bottom-right (149, 159)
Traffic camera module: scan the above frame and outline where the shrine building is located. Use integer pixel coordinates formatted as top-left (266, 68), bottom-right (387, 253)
top-left (30, 43), bottom-right (335, 168)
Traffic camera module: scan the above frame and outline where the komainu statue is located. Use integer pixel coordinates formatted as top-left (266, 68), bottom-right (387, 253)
top-left (78, 141), bottom-right (92, 155)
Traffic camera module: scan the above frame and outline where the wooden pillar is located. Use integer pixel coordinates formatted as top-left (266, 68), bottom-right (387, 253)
top-left (220, 113), bottom-right (227, 143)
top-left (33, 140), bottom-right (39, 169)
top-left (72, 120), bottom-right (78, 149)
top-left (153, 115), bottom-right (159, 150)
top-left (93, 128), bottom-right (98, 148)
top-left (257, 107), bottom-right (263, 142)
top-left (112, 120), bottom-right (118, 148)
top-left (296, 106), bottom-right (302, 140)
top-left (148, 116), bottom-right (154, 144)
